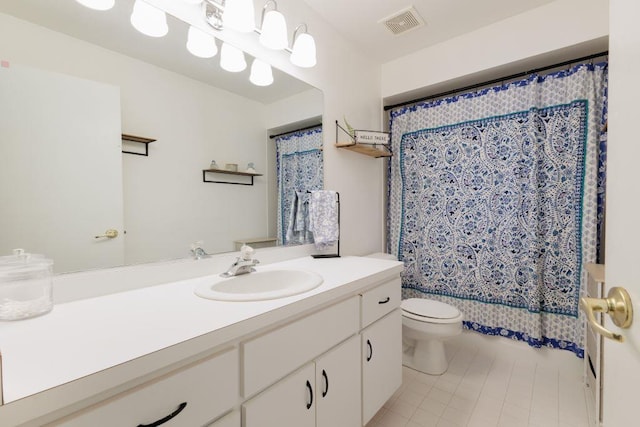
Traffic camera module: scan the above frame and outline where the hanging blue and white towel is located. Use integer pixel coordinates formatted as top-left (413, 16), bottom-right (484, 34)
top-left (309, 190), bottom-right (339, 250)
top-left (285, 190), bottom-right (313, 244)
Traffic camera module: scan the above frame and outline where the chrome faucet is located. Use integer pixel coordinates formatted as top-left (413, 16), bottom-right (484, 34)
top-left (190, 241), bottom-right (210, 260)
top-left (220, 257), bottom-right (260, 277)
top-left (221, 244), bottom-right (259, 277)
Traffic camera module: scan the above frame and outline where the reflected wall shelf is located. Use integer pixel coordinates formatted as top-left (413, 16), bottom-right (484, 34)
top-left (334, 121), bottom-right (391, 158)
top-left (202, 168), bottom-right (262, 186)
top-left (122, 134), bottom-right (156, 156)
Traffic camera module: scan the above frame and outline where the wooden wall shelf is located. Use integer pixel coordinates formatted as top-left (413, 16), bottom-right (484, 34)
top-left (202, 168), bottom-right (262, 186)
top-left (334, 121), bottom-right (392, 158)
top-left (335, 142), bottom-right (392, 158)
top-left (122, 134), bottom-right (156, 156)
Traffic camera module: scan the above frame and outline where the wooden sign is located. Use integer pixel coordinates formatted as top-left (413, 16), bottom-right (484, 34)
top-left (354, 130), bottom-right (390, 145)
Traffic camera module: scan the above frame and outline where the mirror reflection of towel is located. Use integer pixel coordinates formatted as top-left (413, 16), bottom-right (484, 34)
top-left (285, 191), bottom-right (313, 244)
top-left (309, 190), bottom-right (339, 250)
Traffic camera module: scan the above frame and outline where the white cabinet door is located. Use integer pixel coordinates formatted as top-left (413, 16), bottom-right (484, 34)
top-left (316, 335), bottom-right (361, 427)
top-left (243, 363), bottom-right (315, 427)
top-left (361, 309), bottom-right (402, 425)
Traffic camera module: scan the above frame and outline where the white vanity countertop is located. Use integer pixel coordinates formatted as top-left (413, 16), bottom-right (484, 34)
top-left (0, 256), bottom-right (403, 404)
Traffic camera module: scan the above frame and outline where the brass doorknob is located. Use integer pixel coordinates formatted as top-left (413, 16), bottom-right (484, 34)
top-left (580, 287), bottom-right (633, 342)
top-left (95, 229), bottom-right (119, 239)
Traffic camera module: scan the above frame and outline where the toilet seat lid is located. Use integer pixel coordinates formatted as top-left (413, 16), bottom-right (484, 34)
top-left (401, 298), bottom-right (461, 320)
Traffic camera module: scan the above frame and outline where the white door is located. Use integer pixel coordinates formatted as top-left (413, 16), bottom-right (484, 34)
top-left (315, 335), bottom-right (361, 427)
top-left (601, 1), bottom-right (640, 426)
top-left (0, 63), bottom-right (124, 273)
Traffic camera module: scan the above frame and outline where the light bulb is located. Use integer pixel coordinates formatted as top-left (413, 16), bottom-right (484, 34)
top-left (259, 9), bottom-right (288, 50)
top-left (249, 58), bottom-right (274, 86)
top-left (220, 43), bottom-right (247, 72)
top-left (74, 0), bottom-right (114, 10)
top-left (186, 26), bottom-right (218, 58)
top-left (130, 0), bottom-right (168, 38)
top-left (290, 33), bottom-right (316, 68)
top-left (225, 0), bottom-right (256, 33)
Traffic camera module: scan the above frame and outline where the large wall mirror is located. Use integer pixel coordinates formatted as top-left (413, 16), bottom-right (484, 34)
top-left (0, 0), bottom-right (323, 273)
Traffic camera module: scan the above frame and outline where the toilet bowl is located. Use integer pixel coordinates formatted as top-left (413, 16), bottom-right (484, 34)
top-left (402, 298), bottom-right (463, 375)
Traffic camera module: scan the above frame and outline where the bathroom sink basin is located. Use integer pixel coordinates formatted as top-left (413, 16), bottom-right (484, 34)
top-left (194, 269), bottom-right (323, 301)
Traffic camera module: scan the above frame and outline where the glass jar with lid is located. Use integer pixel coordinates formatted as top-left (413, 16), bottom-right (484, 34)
top-left (0, 249), bottom-right (53, 320)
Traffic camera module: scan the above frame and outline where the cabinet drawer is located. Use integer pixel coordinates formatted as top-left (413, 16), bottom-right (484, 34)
top-left (51, 347), bottom-right (239, 427)
top-left (361, 278), bottom-right (401, 328)
top-left (242, 296), bottom-right (359, 397)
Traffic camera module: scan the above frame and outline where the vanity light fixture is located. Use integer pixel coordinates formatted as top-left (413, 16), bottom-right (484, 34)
top-left (74, 0), bottom-right (115, 11)
top-left (186, 25), bottom-right (218, 58)
top-left (224, 0), bottom-right (256, 33)
top-left (130, 0), bottom-right (169, 38)
top-left (249, 58), bottom-right (274, 86)
top-left (220, 42), bottom-right (247, 72)
top-left (290, 24), bottom-right (317, 68)
top-left (259, 0), bottom-right (288, 50)
top-left (200, 0), bottom-right (316, 68)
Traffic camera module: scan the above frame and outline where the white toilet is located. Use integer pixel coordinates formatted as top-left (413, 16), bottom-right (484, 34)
top-left (402, 298), bottom-right (464, 375)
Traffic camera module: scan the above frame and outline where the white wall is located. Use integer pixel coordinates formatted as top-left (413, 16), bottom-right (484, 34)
top-left (265, 89), bottom-right (324, 130)
top-left (0, 13), bottom-right (271, 265)
top-left (119, 63), bottom-right (269, 264)
top-left (382, 0), bottom-right (609, 102)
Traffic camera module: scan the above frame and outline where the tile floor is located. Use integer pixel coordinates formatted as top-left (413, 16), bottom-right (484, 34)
top-left (366, 332), bottom-right (590, 427)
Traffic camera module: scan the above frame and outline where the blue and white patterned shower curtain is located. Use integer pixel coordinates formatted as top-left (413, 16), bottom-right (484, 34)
top-left (276, 127), bottom-right (323, 245)
top-left (388, 64), bottom-right (608, 357)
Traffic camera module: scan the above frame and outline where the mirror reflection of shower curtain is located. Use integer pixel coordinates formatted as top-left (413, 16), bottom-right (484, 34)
top-left (276, 127), bottom-right (323, 245)
top-left (388, 63), bottom-right (608, 358)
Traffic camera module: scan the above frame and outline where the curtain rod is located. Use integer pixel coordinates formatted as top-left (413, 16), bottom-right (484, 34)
top-left (269, 123), bottom-right (322, 139)
top-left (383, 50), bottom-right (608, 112)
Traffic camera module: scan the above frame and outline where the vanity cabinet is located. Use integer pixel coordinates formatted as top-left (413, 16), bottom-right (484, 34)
top-left (0, 258), bottom-right (404, 427)
top-left (242, 278), bottom-right (400, 427)
top-left (243, 335), bottom-right (361, 427)
top-left (49, 348), bottom-right (239, 427)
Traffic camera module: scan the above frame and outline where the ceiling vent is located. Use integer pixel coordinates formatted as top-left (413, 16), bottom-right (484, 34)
top-left (379, 6), bottom-right (425, 36)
